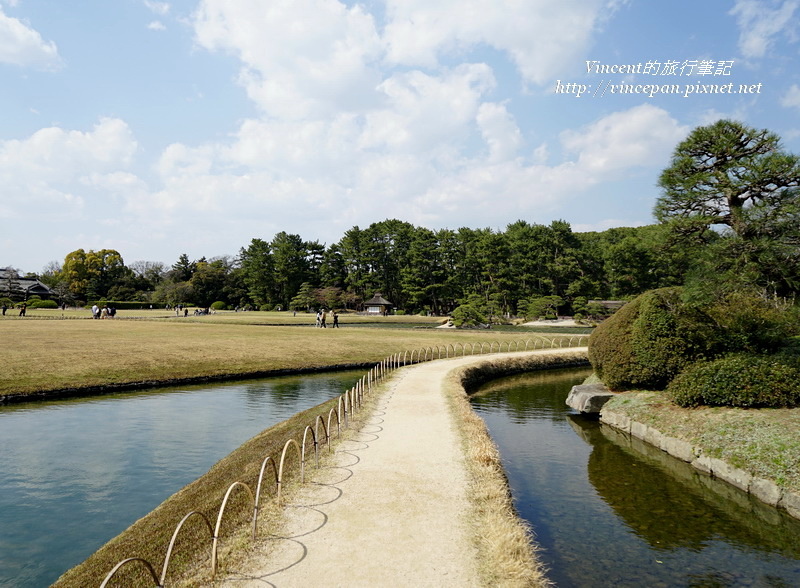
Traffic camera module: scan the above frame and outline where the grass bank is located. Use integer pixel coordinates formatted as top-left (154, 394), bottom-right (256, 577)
top-left (603, 391), bottom-right (800, 496)
top-left (53, 387), bottom-right (382, 588)
top-left (0, 317), bottom-right (585, 401)
top-left (445, 350), bottom-right (590, 587)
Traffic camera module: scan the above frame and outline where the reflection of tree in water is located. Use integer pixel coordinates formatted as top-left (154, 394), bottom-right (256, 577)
top-left (472, 368), bottom-right (592, 423)
top-left (241, 379), bottom-right (304, 411)
top-left (570, 416), bottom-right (800, 559)
top-left (240, 372), bottom-right (363, 412)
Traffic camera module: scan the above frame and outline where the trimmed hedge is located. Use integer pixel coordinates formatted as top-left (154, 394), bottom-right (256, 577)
top-left (668, 353), bottom-right (800, 408)
top-left (588, 287), bottom-right (723, 391)
top-left (86, 301), bottom-right (156, 310)
top-left (28, 299), bottom-right (59, 309)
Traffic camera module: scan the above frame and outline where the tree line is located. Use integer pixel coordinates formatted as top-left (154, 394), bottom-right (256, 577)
top-left (19, 119), bottom-right (800, 321)
top-left (26, 220), bottom-right (697, 317)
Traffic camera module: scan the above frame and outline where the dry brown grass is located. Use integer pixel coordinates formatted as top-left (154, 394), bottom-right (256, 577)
top-left (0, 318), bottom-right (583, 399)
top-left (443, 350), bottom-right (590, 587)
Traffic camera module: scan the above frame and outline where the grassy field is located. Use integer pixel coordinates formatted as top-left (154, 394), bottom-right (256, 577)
top-left (0, 311), bottom-right (588, 399)
top-left (2, 307), bottom-right (448, 325)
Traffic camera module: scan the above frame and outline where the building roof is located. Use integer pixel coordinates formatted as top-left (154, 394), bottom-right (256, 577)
top-left (364, 293), bottom-right (393, 306)
top-left (0, 268), bottom-right (52, 298)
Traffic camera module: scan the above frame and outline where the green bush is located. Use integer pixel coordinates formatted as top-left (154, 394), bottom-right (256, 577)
top-left (588, 287), bottom-right (723, 390)
top-left (87, 300), bottom-right (155, 310)
top-left (709, 291), bottom-right (800, 353)
top-left (210, 301), bottom-right (228, 311)
top-left (28, 299), bottom-right (58, 309)
top-left (668, 353), bottom-right (800, 408)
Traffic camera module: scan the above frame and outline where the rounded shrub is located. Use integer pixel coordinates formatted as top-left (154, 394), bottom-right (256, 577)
top-left (210, 301), bottom-right (228, 311)
top-left (588, 287), bottom-right (723, 390)
top-left (28, 299), bottom-right (58, 309)
top-left (668, 354), bottom-right (800, 408)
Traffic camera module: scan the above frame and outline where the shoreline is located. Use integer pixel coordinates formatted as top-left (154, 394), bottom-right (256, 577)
top-left (601, 407), bottom-right (800, 520)
top-left (0, 362), bottom-right (375, 406)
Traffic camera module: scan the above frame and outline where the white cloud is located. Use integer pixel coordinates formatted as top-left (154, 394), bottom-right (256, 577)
top-left (0, 7), bottom-right (61, 69)
top-left (143, 1), bottom-right (170, 16)
top-left (361, 64), bottom-right (495, 154)
top-left (383, 0), bottom-right (620, 86)
top-left (147, 21), bottom-right (166, 31)
top-left (730, 0), bottom-right (799, 59)
top-left (560, 103), bottom-right (687, 174)
top-left (476, 102), bottom-right (523, 163)
top-left (781, 84), bottom-right (800, 109)
top-left (144, 103), bottom-right (682, 235)
top-left (0, 118), bottom-right (138, 208)
top-left (193, 0), bottom-right (383, 118)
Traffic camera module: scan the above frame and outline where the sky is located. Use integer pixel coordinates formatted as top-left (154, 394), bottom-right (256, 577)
top-left (2, 0), bottom-right (800, 274)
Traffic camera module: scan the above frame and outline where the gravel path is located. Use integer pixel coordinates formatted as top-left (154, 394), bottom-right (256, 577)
top-left (218, 355), bottom-right (506, 588)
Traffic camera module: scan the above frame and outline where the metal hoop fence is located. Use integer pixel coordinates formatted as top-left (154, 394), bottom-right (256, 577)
top-left (100, 335), bottom-right (588, 586)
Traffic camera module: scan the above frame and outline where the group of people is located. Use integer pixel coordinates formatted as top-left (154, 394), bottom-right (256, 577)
top-left (91, 304), bottom-right (117, 319)
top-left (315, 309), bottom-right (339, 328)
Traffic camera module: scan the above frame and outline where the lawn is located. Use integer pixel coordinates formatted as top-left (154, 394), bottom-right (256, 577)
top-left (0, 312), bottom-right (587, 399)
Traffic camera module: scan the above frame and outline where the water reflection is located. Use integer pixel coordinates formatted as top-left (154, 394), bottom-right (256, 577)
top-left (472, 369), bottom-right (800, 587)
top-left (0, 370), bottom-right (362, 588)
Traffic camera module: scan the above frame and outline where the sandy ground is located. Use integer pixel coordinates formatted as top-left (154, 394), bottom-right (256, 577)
top-left (522, 318), bottom-right (583, 327)
top-left (218, 354), bottom-right (536, 588)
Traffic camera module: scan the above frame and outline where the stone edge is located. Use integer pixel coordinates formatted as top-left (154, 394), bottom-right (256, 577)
top-left (600, 408), bottom-right (800, 521)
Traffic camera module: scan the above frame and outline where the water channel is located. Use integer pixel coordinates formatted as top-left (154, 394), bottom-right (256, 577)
top-left (4, 367), bottom-right (800, 587)
top-left (0, 370), bottom-right (363, 588)
top-left (471, 368), bottom-right (800, 587)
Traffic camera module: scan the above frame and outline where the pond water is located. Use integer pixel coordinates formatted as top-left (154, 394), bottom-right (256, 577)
top-left (471, 368), bottom-right (800, 587)
top-left (0, 370), bottom-right (363, 588)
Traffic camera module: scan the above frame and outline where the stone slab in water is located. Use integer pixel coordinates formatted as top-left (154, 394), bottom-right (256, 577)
top-left (566, 383), bottom-right (616, 413)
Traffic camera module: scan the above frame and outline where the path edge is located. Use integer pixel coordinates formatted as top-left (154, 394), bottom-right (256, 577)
top-left (442, 349), bottom-right (589, 587)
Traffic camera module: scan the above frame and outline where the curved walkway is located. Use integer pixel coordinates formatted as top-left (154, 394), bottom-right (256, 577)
top-left (219, 351), bottom-right (569, 587)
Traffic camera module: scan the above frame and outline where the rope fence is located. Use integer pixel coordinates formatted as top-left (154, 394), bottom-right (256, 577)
top-left (99, 335), bottom-right (588, 586)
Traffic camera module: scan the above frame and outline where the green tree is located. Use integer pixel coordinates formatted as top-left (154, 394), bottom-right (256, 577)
top-left (270, 232), bottom-right (311, 310)
top-left (171, 253), bottom-right (196, 282)
top-left (656, 119), bottom-right (800, 239)
top-left (239, 238), bottom-right (274, 308)
top-left (519, 295), bottom-right (563, 320)
top-left (401, 227), bottom-right (446, 314)
top-left (289, 282), bottom-right (317, 311)
top-left (153, 280), bottom-right (194, 307)
top-left (190, 259), bottom-right (229, 307)
top-left (656, 120), bottom-right (800, 298)
top-left (61, 248), bottom-right (126, 301)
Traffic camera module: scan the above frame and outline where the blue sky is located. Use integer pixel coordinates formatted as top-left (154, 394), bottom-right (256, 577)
top-left (2, 0), bottom-right (799, 274)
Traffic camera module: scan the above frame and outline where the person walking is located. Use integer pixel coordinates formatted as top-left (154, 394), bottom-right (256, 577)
top-left (332, 311), bottom-right (339, 328)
